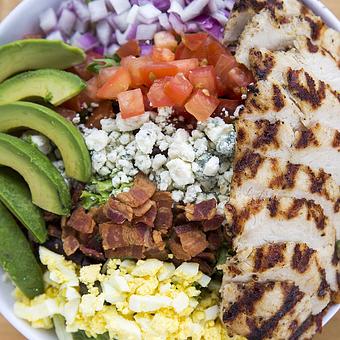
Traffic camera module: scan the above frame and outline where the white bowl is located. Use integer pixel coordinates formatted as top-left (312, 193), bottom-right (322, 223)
top-left (0, 1), bottom-right (339, 339)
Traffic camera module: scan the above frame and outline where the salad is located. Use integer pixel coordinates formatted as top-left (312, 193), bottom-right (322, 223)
top-left (0, 1), bottom-right (254, 339)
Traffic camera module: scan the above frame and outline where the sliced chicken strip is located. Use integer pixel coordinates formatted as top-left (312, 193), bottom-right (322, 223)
top-left (236, 120), bottom-right (340, 185)
top-left (222, 242), bottom-right (331, 314)
top-left (225, 196), bottom-right (337, 291)
top-left (224, 0), bottom-right (306, 44)
top-left (231, 150), bottom-right (340, 237)
top-left (221, 280), bottom-right (314, 339)
top-left (249, 38), bottom-right (340, 91)
top-left (319, 27), bottom-right (340, 62)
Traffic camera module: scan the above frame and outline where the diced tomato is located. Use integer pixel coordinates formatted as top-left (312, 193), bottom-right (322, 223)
top-left (97, 66), bottom-right (119, 87)
top-left (152, 47), bottom-right (175, 62)
top-left (154, 31), bottom-right (178, 51)
top-left (69, 50), bottom-right (103, 80)
top-left (188, 66), bottom-right (217, 95)
top-left (96, 67), bottom-right (131, 99)
top-left (84, 77), bottom-right (100, 101)
top-left (223, 65), bottom-right (254, 98)
top-left (121, 56), bottom-right (152, 87)
top-left (140, 62), bottom-right (178, 87)
top-left (174, 42), bottom-right (193, 60)
top-left (215, 53), bottom-right (238, 82)
top-left (86, 101), bottom-right (114, 128)
top-left (184, 89), bottom-right (220, 121)
top-left (118, 88), bottom-right (145, 119)
top-left (164, 74), bottom-right (193, 106)
top-left (116, 40), bottom-right (140, 58)
top-left (214, 99), bottom-right (243, 119)
top-left (181, 32), bottom-right (208, 51)
top-left (147, 78), bottom-right (175, 108)
top-left (169, 58), bottom-right (199, 77)
top-left (206, 38), bottom-right (230, 66)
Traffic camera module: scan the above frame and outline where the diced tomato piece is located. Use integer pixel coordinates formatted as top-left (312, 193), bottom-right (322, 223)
top-left (215, 53), bottom-right (238, 82)
top-left (147, 78), bottom-right (175, 108)
top-left (121, 56), bottom-right (152, 87)
top-left (140, 62), bottom-right (178, 87)
top-left (69, 50), bottom-right (103, 80)
top-left (214, 99), bottom-right (243, 118)
top-left (164, 74), bottom-right (193, 106)
top-left (116, 40), bottom-right (140, 58)
top-left (182, 32), bottom-right (209, 51)
top-left (169, 58), bottom-right (199, 77)
top-left (224, 66), bottom-right (254, 98)
top-left (85, 77), bottom-right (100, 101)
top-left (184, 89), bottom-right (220, 122)
top-left (152, 47), bottom-right (175, 62)
top-left (97, 66), bottom-right (119, 87)
top-left (96, 67), bottom-right (131, 99)
top-left (174, 42), bottom-right (192, 60)
top-left (206, 37), bottom-right (230, 66)
top-left (188, 66), bottom-right (217, 95)
top-left (86, 101), bottom-right (114, 128)
top-left (154, 31), bottom-right (178, 51)
top-left (118, 89), bottom-right (145, 119)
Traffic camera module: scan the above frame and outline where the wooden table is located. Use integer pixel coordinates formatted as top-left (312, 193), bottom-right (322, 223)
top-left (0, 0), bottom-right (339, 339)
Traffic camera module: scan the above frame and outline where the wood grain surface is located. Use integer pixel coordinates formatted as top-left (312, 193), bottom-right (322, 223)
top-left (0, 0), bottom-right (339, 339)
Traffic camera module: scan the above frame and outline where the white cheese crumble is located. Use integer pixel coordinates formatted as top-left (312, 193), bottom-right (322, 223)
top-left (81, 108), bottom-right (236, 208)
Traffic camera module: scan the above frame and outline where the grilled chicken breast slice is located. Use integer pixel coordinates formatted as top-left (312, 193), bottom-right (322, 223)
top-left (236, 120), bottom-right (340, 185)
top-left (225, 196), bottom-right (337, 291)
top-left (224, 0), bottom-right (305, 44)
top-left (249, 39), bottom-right (340, 91)
top-left (231, 150), bottom-right (340, 237)
top-left (222, 242), bottom-right (331, 314)
top-left (221, 281), bottom-right (315, 339)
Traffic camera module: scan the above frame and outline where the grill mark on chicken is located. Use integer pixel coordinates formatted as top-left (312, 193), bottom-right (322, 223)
top-left (306, 201), bottom-right (326, 230)
top-left (306, 37), bottom-right (319, 53)
top-left (318, 269), bottom-right (330, 297)
top-left (295, 129), bottom-right (319, 149)
top-left (250, 49), bottom-right (276, 80)
top-left (267, 197), bottom-right (279, 217)
top-left (308, 169), bottom-right (330, 196)
top-left (289, 312), bottom-right (323, 340)
top-left (335, 199), bottom-right (340, 213)
top-left (333, 130), bottom-right (340, 148)
top-left (305, 15), bottom-right (324, 40)
top-left (233, 0), bottom-right (284, 18)
top-left (272, 84), bottom-right (285, 110)
top-left (253, 120), bottom-right (280, 148)
top-left (222, 281), bottom-right (272, 322)
top-left (287, 69), bottom-right (326, 109)
top-left (254, 243), bottom-right (286, 271)
top-left (247, 282), bottom-right (304, 340)
top-left (234, 150), bottom-right (263, 185)
top-left (269, 162), bottom-right (300, 189)
top-left (287, 198), bottom-right (305, 219)
top-left (291, 244), bottom-right (315, 273)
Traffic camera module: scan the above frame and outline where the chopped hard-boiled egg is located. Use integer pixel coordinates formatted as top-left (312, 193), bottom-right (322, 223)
top-left (14, 247), bottom-right (245, 340)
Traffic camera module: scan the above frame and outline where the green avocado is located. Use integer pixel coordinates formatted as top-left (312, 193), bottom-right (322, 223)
top-left (0, 133), bottom-right (71, 215)
top-left (0, 102), bottom-right (92, 182)
top-left (0, 69), bottom-right (86, 106)
top-left (0, 39), bottom-right (85, 83)
top-left (0, 167), bottom-right (47, 243)
top-left (0, 201), bottom-right (44, 298)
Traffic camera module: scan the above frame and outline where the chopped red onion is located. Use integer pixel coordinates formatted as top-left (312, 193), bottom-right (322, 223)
top-left (109, 0), bottom-right (131, 15)
top-left (105, 43), bottom-right (120, 56)
top-left (126, 5), bottom-right (140, 24)
top-left (88, 0), bottom-right (108, 22)
top-left (152, 0), bottom-right (170, 11)
top-left (215, 0), bottom-right (226, 10)
top-left (58, 9), bottom-right (76, 35)
top-left (75, 18), bottom-right (89, 33)
top-left (140, 43), bottom-right (153, 56)
top-left (39, 8), bottom-right (58, 34)
top-left (136, 23), bottom-right (158, 40)
top-left (46, 30), bottom-right (64, 41)
top-left (113, 11), bottom-right (129, 31)
top-left (115, 29), bottom-right (128, 45)
top-left (158, 13), bottom-right (171, 30)
top-left (196, 14), bottom-right (223, 40)
top-left (208, 0), bottom-right (218, 13)
top-left (224, 0), bottom-right (235, 11)
top-left (72, 0), bottom-right (90, 22)
top-left (96, 19), bottom-right (112, 46)
top-left (168, 13), bottom-right (186, 33)
top-left (72, 32), bottom-right (99, 51)
top-left (186, 21), bottom-right (199, 32)
top-left (139, 4), bottom-right (162, 20)
top-left (125, 23), bottom-right (138, 40)
top-left (57, 1), bottom-right (74, 16)
top-left (211, 10), bottom-right (229, 25)
top-left (137, 14), bottom-right (158, 25)
top-left (93, 46), bottom-right (105, 55)
top-left (181, 0), bottom-right (210, 22)
top-left (106, 13), bottom-right (117, 29)
top-left (168, 1), bottom-right (183, 15)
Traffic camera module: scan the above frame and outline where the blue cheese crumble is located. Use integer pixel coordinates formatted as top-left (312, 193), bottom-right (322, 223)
top-left (82, 108), bottom-right (236, 211)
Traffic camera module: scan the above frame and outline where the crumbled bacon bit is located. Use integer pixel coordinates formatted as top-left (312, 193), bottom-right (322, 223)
top-left (133, 200), bottom-right (154, 217)
top-left (185, 198), bottom-right (217, 221)
top-left (99, 223), bottom-right (127, 250)
top-left (178, 228), bottom-right (209, 257)
top-left (105, 246), bottom-right (144, 259)
top-left (168, 237), bottom-right (191, 261)
top-left (202, 214), bottom-right (224, 232)
top-left (62, 226), bottom-right (80, 256)
top-left (67, 207), bottom-right (96, 234)
top-left (133, 203), bottom-right (157, 227)
top-left (79, 245), bottom-right (105, 260)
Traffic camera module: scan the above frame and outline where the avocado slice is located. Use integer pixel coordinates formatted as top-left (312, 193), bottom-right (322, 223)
top-left (0, 69), bottom-right (86, 106)
top-left (0, 39), bottom-right (85, 83)
top-left (0, 168), bottom-right (47, 243)
top-left (0, 102), bottom-right (92, 182)
top-left (0, 201), bottom-right (44, 298)
top-left (0, 133), bottom-right (71, 215)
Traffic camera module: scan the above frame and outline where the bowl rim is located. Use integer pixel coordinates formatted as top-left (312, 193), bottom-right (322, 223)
top-left (0, 0), bottom-right (339, 339)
